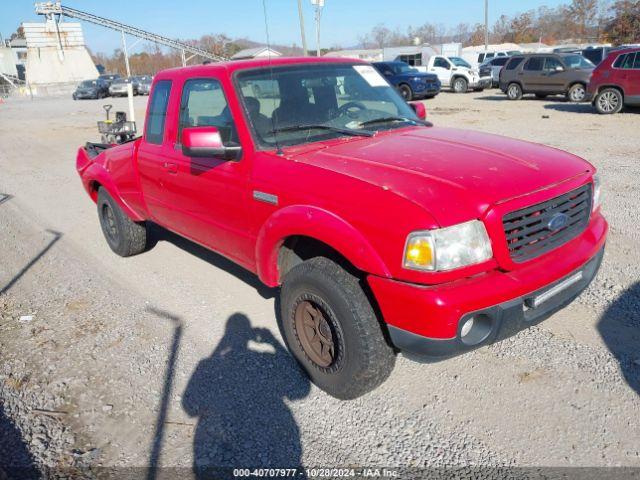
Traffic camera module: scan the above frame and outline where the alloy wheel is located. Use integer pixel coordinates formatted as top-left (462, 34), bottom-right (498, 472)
top-left (570, 85), bottom-right (586, 102)
top-left (598, 91), bottom-right (620, 113)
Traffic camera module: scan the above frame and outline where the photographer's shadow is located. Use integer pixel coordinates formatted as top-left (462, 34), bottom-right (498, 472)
top-left (183, 314), bottom-right (310, 477)
top-left (598, 281), bottom-right (640, 395)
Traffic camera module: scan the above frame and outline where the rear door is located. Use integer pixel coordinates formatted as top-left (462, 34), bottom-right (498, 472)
top-left (621, 52), bottom-right (640, 104)
top-left (521, 56), bottom-right (545, 92)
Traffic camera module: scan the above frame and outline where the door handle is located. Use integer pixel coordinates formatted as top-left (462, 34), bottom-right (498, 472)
top-left (163, 162), bottom-right (178, 174)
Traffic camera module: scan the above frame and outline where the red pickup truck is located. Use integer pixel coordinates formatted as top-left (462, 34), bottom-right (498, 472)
top-left (77, 57), bottom-right (607, 399)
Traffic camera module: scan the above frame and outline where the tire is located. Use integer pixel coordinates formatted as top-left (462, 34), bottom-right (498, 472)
top-left (507, 82), bottom-right (523, 100)
top-left (535, 93), bottom-right (548, 99)
top-left (452, 77), bottom-right (468, 94)
top-left (398, 84), bottom-right (413, 101)
top-left (97, 188), bottom-right (147, 257)
top-left (567, 83), bottom-right (586, 103)
top-left (72, 93), bottom-right (77, 100)
top-left (473, 87), bottom-right (484, 92)
top-left (279, 257), bottom-right (396, 400)
top-left (594, 88), bottom-right (623, 115)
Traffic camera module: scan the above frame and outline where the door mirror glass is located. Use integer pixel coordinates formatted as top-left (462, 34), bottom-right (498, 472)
top-left (555, 65), bottom-right (565, 72)
top-left (182, 127), bottom-right (241, 161)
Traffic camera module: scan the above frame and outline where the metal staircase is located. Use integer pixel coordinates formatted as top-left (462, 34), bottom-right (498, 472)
top-left (34, 2), bottom-right (226, 64)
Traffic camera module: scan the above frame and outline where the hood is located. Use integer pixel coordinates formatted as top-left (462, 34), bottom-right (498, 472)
top-left (403, 72), bottom-right (438, 81)
top-left (292, 127), bottom-right (592, 226)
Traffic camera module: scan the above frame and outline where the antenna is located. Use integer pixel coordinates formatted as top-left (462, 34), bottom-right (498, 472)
top-left (262, 0), bottom-right (283, 155)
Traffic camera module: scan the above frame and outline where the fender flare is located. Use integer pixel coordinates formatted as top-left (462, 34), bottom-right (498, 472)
top-left (83, 163), bottom-right (145, 222)
top-left (255, 205), bottom-right (391, 287)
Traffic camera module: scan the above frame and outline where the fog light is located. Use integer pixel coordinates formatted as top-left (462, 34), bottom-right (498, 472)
top-left (459, 314), bottom-right (494, 346)
top-left (460, 317), bottom-right (475, 337)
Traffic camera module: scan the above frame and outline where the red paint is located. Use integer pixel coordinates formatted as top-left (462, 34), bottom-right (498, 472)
top-left (76, 56), bottom-right (608, 339)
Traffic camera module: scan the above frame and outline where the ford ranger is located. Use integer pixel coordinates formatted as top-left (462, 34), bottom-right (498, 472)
top-left (76, 57), bottom-right (607, 400)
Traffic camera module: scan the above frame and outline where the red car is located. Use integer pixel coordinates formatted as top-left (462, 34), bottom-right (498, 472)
top-left (587, 47), bottom-right (640, 114)
top-left (76, 57), bottom-right (607, 399)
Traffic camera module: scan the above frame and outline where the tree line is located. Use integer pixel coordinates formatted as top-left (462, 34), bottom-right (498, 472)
top-left (357, 0), bottom-right (640, 48)
top-left (78, 0), bottom-right (639, 76)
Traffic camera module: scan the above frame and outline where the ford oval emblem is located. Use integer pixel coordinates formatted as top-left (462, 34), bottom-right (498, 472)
top-left (547, 213), bottom-right (570, 231)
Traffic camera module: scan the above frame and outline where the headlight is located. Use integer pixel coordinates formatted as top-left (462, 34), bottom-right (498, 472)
top-left (403, 220), bottom-right (493, 272)
top-left (593, 173), bottom-right (602, 212)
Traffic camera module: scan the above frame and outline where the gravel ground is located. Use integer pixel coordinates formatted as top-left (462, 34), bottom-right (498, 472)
top-left (0, 90), bottom-right (639, 477)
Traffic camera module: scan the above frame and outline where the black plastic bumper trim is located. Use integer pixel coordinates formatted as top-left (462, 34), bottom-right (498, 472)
top-left (389, 246), bottom-right (605, 362)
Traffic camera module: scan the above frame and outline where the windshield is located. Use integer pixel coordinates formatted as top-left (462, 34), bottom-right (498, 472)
top-left (81, 80), bottom-right (97, 87)
top-left (392, 63), bottom-right (418, 74)
top-left (564, 55), bottom-right (595, 69)
top-left (449, 57), bottom-right (471, 68)
top-left (236, 63), bottom-right (424, 148)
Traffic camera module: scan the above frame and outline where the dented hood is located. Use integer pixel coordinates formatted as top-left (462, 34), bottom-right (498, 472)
top-left (293, 127), bottom-right (593, 226)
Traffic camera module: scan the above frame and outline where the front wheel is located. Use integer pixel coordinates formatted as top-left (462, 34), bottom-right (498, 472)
top-left (398, 84), bottom-right (413, 101)
top-left (567, 83), bottom-right (586, 103)
top-left (507, 83), bottom-right (523, 100)
top-left (452, 77), bottom-right (468, 94)
top-left (594, 88), bottom-right (623, 115)
top-left (97, 188), bottom-right (148, 257)
top-left (279, 257), bottom-right (396, 400)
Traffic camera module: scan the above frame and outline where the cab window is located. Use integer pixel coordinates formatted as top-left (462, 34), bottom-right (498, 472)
top-left (178, 79), bottom-right (239, 145)
top-left (434, 58), bottom-right (450, 69)
top-left (145, 80), bottom-right (172, 145)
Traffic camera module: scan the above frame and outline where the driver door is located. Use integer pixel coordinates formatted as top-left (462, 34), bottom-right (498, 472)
top-left (430, 57), bottom-right (452, 86)
top-left (155, 77), bottom-right (253, 266)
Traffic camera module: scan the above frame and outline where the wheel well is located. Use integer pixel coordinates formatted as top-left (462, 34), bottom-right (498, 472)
top-left (88, 180), bottom-right (102, 202)
top-left (278, 236), bottom-right (360, 282)
top-left (597, 85), bottom-right (624, 98)
top-left (452, 75), bottom-right (467, 83)
top-left (568, 81), bottom-right (587, 90)
top-left (398, 82), bottom-right (412, 91)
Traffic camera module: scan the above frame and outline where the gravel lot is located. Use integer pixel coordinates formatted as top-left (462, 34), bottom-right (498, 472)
top-left (0, 90), bottom-right (639, 476)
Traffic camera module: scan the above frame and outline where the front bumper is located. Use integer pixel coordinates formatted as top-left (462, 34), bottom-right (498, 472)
top-left (470, 76), bottom-right (492, 89)
top-left (368, 213), bottom-right (608, 359)
top-left (75, 91), bottom-right (98, 99)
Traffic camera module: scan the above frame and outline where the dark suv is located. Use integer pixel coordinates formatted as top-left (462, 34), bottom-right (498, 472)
top-left (373, 61), bottom-right (441, 101)
top-left (500, 53), bottom-right (595, 102)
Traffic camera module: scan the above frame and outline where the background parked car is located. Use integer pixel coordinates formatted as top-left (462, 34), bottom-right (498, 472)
top-left (372, 61), bottom-right (441, 100)
top-left (481, 56), bottom-right (510, 87)
top-left (108, 77), bottom-right (140, 97)
top-left (587, 47), bottom-right (640, 114)
top-left (98, 73), bottom-right (121, 88)
top-left (134, 75), bottom-right (153, 95)
top-left (500, 53), bottom-right (594, 102)
top-left (72, 79), bottom-right (109, 100)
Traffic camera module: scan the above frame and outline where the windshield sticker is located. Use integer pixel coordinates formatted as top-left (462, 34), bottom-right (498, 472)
top-left (353, 65), bottom-right (388, 87)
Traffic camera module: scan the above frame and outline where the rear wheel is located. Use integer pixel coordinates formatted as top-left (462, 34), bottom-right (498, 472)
top-left (452, 77), bottom-right (468, 93)
top-left (279, 257), bottom-right (396, 400)
top-left (595, 88), bottom-right (623, 115)
top-left (507, 83), bottom-right (523, 100)
top-left (567, 83), bottom-right (586, 103)
top-left (97, 188), bottom-right (148, 257)
top-left (398, 84), bottom-right (413, 101)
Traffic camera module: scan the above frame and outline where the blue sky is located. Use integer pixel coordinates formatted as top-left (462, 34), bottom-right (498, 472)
top-left (2, 0), bottom-right (567, 54)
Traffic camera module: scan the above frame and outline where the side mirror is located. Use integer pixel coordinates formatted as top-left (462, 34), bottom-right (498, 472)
top-left (182, 127), bottom-right (241, 161)
top-left (555, 65), bottom-right (565, 72)
top-left (408, 101), bottom-right (427, 120)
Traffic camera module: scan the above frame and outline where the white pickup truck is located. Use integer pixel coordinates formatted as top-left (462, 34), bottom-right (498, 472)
top-left (416, 55), bottom-right (492, 93)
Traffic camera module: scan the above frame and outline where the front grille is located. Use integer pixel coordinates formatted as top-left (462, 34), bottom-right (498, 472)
top-left (503, 184), bottom-right (592, 263)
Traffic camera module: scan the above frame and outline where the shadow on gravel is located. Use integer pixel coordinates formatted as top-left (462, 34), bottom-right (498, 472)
top-left (182, 313), bottom-right (310, 478)
top-left (0, 405), bottom-right (39, 479)
top-left (146, 307), bottom-right (183, 480)
top-left (0, 230), bottom-right (62, 296)
top-left (598, 282), bottom-right (640, 395)
top-left (543, 103), bottom-right (594, 114)
top-left (147, 224), bottom-right (275, 300)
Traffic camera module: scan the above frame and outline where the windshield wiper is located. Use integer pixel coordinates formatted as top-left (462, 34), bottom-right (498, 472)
top-left (270, 124), bottom-right (374, 137)
top-left (358, 116), bottom-right (430, 128)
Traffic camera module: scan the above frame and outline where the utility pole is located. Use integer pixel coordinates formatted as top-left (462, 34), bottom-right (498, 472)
top-left (484, 0), bottom-right (489, 51)
top-left (297, 0), bottom-right (308, 56)
top-left (121, 30), bottom-right (135, 123)
top-left (311, 0), bottom-right (324, 57)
